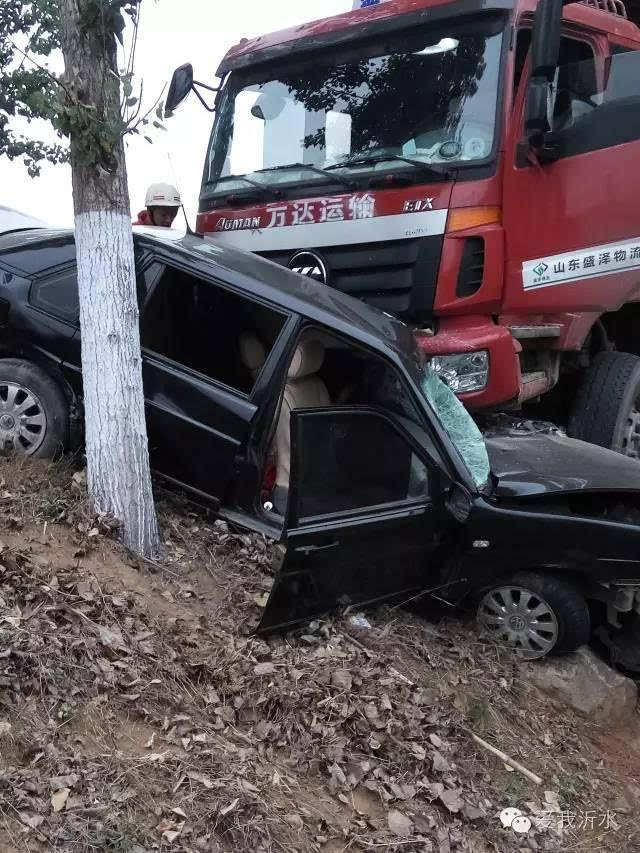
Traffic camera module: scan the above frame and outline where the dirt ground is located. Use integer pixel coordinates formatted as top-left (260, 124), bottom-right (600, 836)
top-left (0, 458), bottom-right (639, 852)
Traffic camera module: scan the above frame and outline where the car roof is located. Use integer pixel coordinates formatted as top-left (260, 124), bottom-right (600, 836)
top-left (0, 226), bottom-right (418, 364)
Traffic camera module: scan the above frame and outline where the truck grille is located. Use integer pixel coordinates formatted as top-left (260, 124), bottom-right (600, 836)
top-left (261, 234), bottom-right (443, 323)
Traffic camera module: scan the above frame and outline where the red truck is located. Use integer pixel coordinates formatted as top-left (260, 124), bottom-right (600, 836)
top-left (166, 0), bottom-right (640, 454)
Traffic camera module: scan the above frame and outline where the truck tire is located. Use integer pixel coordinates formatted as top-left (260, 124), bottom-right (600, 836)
top-left (568, 352), bottom-right (640, 455)
top-left (0, 359), bottom-right (69, 458)
top-left (477, 571), bottom-right (590, 659)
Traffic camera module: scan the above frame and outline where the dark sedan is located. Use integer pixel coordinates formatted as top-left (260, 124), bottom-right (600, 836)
top-left (1, 223), bottom-right (640, 662)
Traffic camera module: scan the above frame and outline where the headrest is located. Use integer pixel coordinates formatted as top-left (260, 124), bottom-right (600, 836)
top-left (288, 339), bottom-right (325, 380)
top-left (239, 332), bottom-right (266, 373)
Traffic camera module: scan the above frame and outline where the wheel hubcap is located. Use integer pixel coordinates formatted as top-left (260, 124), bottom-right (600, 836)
top-left (621, 406), bottom-right (640, 459)
top-left (0, 382), bottom-right (47, 455)
top-left (477, 585), bottom-right (559, 659)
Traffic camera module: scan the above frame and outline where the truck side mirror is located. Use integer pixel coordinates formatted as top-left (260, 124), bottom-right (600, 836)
top-left (166, 64), bottom-right (194, 115)
top-left (525, 0), bottom-right (563, 142)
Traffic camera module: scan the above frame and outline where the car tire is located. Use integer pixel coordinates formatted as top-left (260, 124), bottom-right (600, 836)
top-left (568, 351), bottom-right (640, 456)
top-left (477, 571), bottom-right (590, 659)
top-left (0, 359), bottom-right (69, 458)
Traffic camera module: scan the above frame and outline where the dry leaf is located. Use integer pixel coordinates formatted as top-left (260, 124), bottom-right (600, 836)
top-left (388, 809), bottom-right (413, 837)
top-left (432, 751), bottom-right (451, 773)
top-left (285, 813), bottom-right (304, 832)
top-left (328, 762), bottom-right (347, 794)
top-left (162, 829), bottom-right (182, 843)
top-left (411, 743), bottom-right (426, 761)
top-left (254, 662), bottom-right (275, 676)
top-left (188, 772), bottom-right (214, 789)
top-left (331, 669), bottom-right (353, 691)
top-left (364, 703), bottom-right (384, 730)
top-left (51, 788), bottom-right (70, 813)
top-left (439, 788), bottom-right (465, 813)
top-left (19, 813), bottom-right (44, 829)
top-left (220, 798), bottom-right (239, 816)
top-left (49, 774), bottom-right (79, 789)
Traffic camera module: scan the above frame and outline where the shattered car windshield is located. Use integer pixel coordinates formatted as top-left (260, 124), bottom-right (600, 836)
top-left (204, 14), bottom-right (505, 197)
top-left (420, 367), bottom-right (490, 488)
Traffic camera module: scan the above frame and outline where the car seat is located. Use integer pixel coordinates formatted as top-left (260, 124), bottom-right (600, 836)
top-left (238, 331), bottom-right (267, 381)
top-left (273, 339), bottom-right (331, 513)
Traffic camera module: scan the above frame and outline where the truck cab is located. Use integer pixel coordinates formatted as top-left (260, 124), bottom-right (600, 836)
top-left (167, 0), bottom-right (640, 455)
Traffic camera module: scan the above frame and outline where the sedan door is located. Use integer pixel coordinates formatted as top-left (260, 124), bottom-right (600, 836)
top-left (259, 406), bottom-right (450, 632)
top-left (139, 260), bottom-right (288, 509)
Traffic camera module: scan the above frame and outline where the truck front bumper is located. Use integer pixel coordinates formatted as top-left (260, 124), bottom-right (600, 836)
top-left (416, 316), bottom-right (522, 409)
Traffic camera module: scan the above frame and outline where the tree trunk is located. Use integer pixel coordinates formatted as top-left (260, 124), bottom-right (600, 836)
top-left (57, 0), bottom-right (159, 555)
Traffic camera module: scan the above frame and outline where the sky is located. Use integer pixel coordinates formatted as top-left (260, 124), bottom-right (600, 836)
top-left (0, 0), bottom-right (350, 227)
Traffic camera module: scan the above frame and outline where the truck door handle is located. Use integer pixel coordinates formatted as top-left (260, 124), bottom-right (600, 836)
top-left (295, 541), bottom-right (340, 555)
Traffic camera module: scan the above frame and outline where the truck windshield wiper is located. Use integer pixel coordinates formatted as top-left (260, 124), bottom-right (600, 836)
top-left (255, 162), bottom-right (356, 190)
top-left (326, 155), bottom-right (452, 181)
top-left (205, 175), bottom-right (282, 200)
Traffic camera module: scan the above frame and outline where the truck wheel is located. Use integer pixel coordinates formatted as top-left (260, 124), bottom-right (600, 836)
top-left (477, 571), bottom-right (590, 659)
top-left (0, 359), bottom-right (68, 458)
top-left (568, 352), bottom-right (640, 456)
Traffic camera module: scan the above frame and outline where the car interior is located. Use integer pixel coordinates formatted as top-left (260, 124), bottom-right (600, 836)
top-left (141, 265), bottom-right (286, 393)
top-left (252, 328), bottom-right (431, 520)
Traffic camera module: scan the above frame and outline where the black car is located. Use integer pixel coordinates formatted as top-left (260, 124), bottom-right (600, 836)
top-left (1, 224), bottom-right (640, 662)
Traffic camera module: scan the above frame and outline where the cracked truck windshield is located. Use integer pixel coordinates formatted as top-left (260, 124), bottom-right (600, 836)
top-left (204, 15), bottom-right (504, 198)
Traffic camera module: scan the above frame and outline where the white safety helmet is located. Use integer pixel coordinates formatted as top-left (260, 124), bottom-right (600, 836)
top-left (145, 182), bottom-right (181, 208)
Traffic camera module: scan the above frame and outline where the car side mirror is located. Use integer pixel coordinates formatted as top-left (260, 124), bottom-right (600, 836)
top-left (166, 63), bottom-right (194, 115)
top-left (525, 0), bottom-right (563, 146)
top-left (446, 483), bottom-right (473, 523)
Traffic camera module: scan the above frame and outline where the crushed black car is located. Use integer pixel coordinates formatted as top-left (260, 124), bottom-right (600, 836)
top-left (1, 223), bottom-right (640, 662)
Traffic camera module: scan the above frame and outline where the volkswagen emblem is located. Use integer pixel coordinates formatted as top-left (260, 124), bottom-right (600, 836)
top-left (288, 250), bottom-right (328, 285)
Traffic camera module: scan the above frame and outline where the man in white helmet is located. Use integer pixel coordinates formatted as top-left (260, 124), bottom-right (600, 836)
top-left (133, 182), bottom-right (182, 228)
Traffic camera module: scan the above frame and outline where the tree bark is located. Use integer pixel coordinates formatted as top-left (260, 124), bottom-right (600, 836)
top-left (57, 0), bottom-right (159, 555)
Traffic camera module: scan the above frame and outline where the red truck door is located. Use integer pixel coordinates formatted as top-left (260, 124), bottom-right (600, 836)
top-left (502, 35), bottom-right (640, 325)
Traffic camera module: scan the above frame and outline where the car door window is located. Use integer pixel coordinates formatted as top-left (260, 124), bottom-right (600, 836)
top-left (550, 38), bottom-right (597, 134)
top-left (30, 267), bottom-right (79, 323)
top-left (546, 42), bottom-right (640, 159)
top-left (293, 409), bottom-right (430, 522)
top-left (140, 264), bottom-right (287, 394)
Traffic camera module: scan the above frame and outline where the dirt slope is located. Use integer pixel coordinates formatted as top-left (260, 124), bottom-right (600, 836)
top-left (0, 459), bottom-right (638, 852)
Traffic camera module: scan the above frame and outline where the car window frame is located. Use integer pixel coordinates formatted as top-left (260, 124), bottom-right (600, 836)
top-left (513, 26), bottom-right (606, 168)
top-left (28, 262), bottom-right (80, 328)
top-left (288, 405), bottom-right (441, 529)
top-left (139, 256), bottom-right (292, 400)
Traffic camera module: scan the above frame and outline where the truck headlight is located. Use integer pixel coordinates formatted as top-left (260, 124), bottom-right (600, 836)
top-left (430, 351), bottom-right (489, 393)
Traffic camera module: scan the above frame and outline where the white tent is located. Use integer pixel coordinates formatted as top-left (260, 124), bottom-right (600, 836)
top-left (0, 205), bottom-right (49, 234)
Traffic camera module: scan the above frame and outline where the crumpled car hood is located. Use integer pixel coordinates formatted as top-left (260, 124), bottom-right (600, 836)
top-left (485, 434), bottom-right (640, 498)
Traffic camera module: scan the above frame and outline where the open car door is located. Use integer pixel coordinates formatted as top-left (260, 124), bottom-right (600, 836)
top-left (258, 406), bottom-right (448, 632)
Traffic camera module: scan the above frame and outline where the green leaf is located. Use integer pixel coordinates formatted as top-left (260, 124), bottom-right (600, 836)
top-left (155, 101), bottom-right (164, 120)
top-left (126, 97), bottom-right (138, 107)
top-left (122, 79), bottom-right (133, 98)
top-left (144, 136), bottom-right (153, 144)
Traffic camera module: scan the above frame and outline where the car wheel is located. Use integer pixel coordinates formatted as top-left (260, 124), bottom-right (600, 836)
top-left (476, 571), bottom-right (590, 659)
top-left (0, 359), bottom-right (69, 458)
top-left (568, 351), bottom-right (640, 457)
